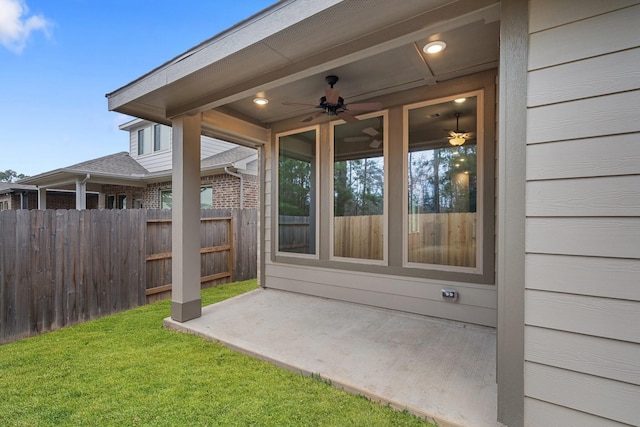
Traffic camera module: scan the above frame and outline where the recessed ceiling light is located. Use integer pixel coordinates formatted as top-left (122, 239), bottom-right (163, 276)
top-left (423, 41), bottom-right (446, 54)
top-left (253, 97), bottom-right (269, 105)
top-left (454, 98), bottom-right (466, 103)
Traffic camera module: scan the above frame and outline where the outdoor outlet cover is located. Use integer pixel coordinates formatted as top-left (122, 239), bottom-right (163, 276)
top-left (441, 289), bottom-right (458, 302)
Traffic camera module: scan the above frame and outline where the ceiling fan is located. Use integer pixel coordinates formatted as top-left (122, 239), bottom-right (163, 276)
top-left (447, 112), bottom-right (473, 146)
top-left (283, 75), bottom-right (382, 123)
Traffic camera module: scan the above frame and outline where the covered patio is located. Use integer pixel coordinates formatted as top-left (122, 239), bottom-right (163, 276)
top-left (164, 288), bottom-right (497, 427)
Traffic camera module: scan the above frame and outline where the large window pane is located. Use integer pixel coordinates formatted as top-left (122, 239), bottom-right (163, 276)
top-left (154, 124), bottom-right (171, 151)
top-left (200, 186), bottom-right (212, 208)
top-left (137, 127), bottom-right (152, 155)
top-left (333, 116), bottom-right (384, 260)
top-left (278, 129), bottom-right (317, 255)
top-left (407, 96), bottom-right (479, 268)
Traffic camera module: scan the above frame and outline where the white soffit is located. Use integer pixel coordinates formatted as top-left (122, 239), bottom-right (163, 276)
top-left (107, 0), bottom-right (499, 122)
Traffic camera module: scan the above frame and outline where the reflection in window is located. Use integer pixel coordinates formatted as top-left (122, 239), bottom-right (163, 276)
top-left (407, 96), bottom-right (479, 268)
top-left (278, 129), bottom-right (317, 255)
top-left (333, 116), bottom-right (384, 260)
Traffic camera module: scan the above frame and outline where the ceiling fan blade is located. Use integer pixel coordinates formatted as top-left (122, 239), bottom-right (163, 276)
top-left (344, 136), bottom-right (370, 143)
top-left (337, 111), bottom-right (359, 123)
top-left (325, 87), bottom-right (340, 104)
top-left (361, 127), bottom-right (379, 136)
top-left (283, 101), bottom-right (317, 107)
top-left (301, 111), bottom-right (324, 123)
top-left (346, 102), bottom-right (382, 111)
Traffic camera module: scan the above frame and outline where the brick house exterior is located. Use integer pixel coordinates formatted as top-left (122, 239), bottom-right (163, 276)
top-left (0, 183), bottom-right (99, 210)
top-left (19, 119), bottom-right (257, 210)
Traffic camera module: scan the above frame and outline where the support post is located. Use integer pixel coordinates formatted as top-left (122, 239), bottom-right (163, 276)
top-left (170, 114), bottom-right (202, 322)
top-left (37, 187), bottom-right (47, 210)
top-left (496, 0), bottom-right (528, 425)
top-left (75, 179), bottom-right (87, 210)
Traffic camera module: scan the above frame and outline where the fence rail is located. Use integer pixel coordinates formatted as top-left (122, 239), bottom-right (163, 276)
top-left (0, 208), bottom-right (257, 344)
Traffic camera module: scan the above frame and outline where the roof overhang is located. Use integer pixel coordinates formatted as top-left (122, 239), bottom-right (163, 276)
top-left (106, 0), bottom-right (500, 140)
top-left (19, 170), bottom-right (148, 190)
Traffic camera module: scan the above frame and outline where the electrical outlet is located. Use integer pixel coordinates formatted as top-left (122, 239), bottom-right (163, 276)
top-left (441, 289), bottom-right (458, 302)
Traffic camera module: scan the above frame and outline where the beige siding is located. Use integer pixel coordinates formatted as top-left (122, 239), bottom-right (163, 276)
top-left (525, 1), bottom-right (640, 425)
top-left (201, 136), bottom-right (236, 158)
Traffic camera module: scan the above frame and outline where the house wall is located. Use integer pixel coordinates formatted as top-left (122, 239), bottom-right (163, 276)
top-left (0, 191), bottom-right (97, 210)
top-left (136, 172), bottom-right (258, 209)
top-left (264, 70), bottom-right (498, 327)
top-left (0, 194), bottom-right (11, 210)
top-left (524, 1), bottom-right (640, 425)
top-left (127, 121), bottom-right (237, 173)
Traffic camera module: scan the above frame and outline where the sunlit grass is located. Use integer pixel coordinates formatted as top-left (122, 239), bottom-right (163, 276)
top-left (0, 279), bottom-right (433, 426)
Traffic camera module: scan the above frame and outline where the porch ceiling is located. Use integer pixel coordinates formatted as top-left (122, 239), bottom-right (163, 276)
top-left (107, 0), bottom-right (499, 137)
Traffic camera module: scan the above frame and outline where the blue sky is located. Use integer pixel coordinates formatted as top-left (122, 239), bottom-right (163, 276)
top-left (0, 0), bottom-right (274, 177)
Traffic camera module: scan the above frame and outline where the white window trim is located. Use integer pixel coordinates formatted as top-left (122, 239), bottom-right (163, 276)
top-left (274, 125), bottom-right (320, 260)
top-left (152, 124), bottom-right (172, 153)
top-left (402, 90), bottom-right (485, 274)
top-left (329, 110), bottom-right (389, 266)
top-left (137, 124), bottom-right (172, 157)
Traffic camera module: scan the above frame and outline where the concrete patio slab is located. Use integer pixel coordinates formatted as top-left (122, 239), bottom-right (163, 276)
top-left (164, 288), bottom-right (497, 427)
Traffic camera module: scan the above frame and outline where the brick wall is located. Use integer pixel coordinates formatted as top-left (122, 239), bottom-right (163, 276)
top-left (140, 172), bottom-right (257, 209)
top-left (0, 191), bottom-right (96, 210)
top-left (102, 185), bottom-right (146, 209)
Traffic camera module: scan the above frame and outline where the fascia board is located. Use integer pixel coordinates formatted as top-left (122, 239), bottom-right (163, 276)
top-left (106, 0), bottom-right (341, 110)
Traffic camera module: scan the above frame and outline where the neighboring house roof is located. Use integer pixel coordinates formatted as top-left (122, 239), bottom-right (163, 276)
top-left (67, 152), bottom-right (150, 176)
top-left (201, 146), bottom-right (256, 168)
top-left (0, 182), bottom-right (36, 195)
top-left (19, 147), bottom-right (256, 189)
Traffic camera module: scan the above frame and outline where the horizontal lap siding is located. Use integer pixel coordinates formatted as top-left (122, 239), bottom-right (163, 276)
top-left (525, 1), bottom-right (640, 425)
top-left (266, 264), bottom-right (496, 327)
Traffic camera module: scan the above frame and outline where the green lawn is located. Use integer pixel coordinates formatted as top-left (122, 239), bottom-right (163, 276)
top-left (0, 280), bottom-right (434, 426)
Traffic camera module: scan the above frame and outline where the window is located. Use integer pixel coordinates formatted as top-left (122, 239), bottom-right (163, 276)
top-left (107, 194), bottom-right (126, 209)
top-left (276, 127), bottom-right (318, 256)
top-left (137, 127), bottom-right (152, 155)
top-left (160, 186), bottom-right (213, 209)
top-left (404, 93), bottom-right (483, 271)
top-left (153, 124), bottom-right (171, 151)
top-left (138, 124), bottom-right (171, 155)
top-left (106, 195), bottom-right (116, 209)
top-left (331, 113), bottom-right (387, 262)
top-left (117, 194), bottom-right (127, 209)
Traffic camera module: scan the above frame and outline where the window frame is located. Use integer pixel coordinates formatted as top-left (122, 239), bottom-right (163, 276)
top-left (274, 125), bottom-right (320, 260)
top-left (137, 124), bottom-right (171, 156)
top-left (160, 186), bottom-right (214, 210)
top-left (153, 124), bottom-right (171, 152)
top-left (329, 110), bottom-right (389, 265)
top-left (402, 90), bottom-right (485, 274)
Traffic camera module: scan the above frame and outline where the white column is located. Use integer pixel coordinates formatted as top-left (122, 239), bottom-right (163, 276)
top-left (75, 180), bottom-right (87, 210)
top-left (171, 113), bottom-right (202, 322)
top-left (37, 187), bottom-right (47, 210)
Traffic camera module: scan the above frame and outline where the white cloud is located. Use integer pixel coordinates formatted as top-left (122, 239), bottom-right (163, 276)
top-left (0, 0), bottom-right (51, 53)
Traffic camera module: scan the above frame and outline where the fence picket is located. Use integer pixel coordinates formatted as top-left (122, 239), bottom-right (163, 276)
top-left (0, 208), bottom-right (257, 344)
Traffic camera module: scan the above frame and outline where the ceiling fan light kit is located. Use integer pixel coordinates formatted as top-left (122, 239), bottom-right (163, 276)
top-left (448, 112), bottom-right (470, 146)
top-left (283, 75), bottom-right (382, 123)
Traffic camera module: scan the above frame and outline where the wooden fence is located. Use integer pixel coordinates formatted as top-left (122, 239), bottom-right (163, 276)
top-left (144, 209), bottom-right (257, 302)
top-left (280, 212), bottom-right (475, 265)
top-left (0, 208), bottom-right (257, 344)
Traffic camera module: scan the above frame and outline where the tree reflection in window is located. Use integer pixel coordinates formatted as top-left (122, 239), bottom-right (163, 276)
top-left (407, 96), bottom-right (479, 268)
top-left (278, 129), bottom-right (317, 255)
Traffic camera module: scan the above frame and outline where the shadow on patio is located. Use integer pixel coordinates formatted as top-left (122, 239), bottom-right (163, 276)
top-left (164, 288), bottom-right (497, 427)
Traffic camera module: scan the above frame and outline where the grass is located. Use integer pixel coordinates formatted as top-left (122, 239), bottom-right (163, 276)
top-left (0, 280), bottom-right (434, 426)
